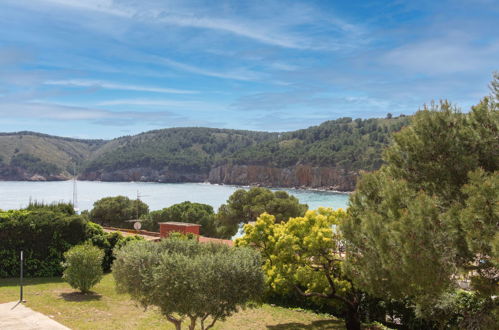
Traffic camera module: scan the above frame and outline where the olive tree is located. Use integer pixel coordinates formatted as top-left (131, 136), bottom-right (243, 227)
top-left (112, 239), bottom-right (264, 330)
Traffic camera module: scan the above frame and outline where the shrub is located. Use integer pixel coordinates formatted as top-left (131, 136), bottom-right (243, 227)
top-left (62, 243), bottom-right (104, 293)
top-left (113, 238), bottom-right (264, 330)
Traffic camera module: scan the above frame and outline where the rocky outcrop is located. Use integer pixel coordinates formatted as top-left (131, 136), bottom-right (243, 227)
top-left (78, 167), bottom-right (207, 183)
top-left (208, 164), bottom-right (357, 191)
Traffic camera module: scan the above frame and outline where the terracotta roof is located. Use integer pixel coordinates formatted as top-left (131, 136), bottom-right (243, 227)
top-left (158, 222), bottom-right (201, 226)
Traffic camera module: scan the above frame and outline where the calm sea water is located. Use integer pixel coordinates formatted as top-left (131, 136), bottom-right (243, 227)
top-left (0, 181), bottom-right (349, 212)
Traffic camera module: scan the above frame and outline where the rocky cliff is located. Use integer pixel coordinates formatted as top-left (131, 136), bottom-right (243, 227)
top-left (208, 164), bottom-right (357, 191)
top-left (78, 167), bottom-right (207, 183)
top-left (77, 164), bottom-right (357, 191)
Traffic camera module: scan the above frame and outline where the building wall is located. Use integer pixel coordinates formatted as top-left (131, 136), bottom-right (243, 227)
top-left (159, 223), bottom-right (201, 238)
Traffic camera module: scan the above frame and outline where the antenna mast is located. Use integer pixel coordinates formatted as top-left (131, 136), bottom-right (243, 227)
top-left (72, 163), bottom-right (79, 214)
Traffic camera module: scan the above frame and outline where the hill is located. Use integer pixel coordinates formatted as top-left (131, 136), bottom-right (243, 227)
top-left (0, 132), bottom-right (105, 180)
top-left (208, 116), bottom-right (409, 190)
top-left (0, 116), bottom-right (410, 190)
top-left (80, 127), bottom-right (275, 182)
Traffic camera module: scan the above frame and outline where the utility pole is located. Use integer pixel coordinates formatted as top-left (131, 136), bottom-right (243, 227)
top-left (73, 163), bottom-right (79, 214)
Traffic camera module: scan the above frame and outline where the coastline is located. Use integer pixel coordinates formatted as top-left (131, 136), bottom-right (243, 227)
top-left (0, 179), bottom-right (353, 194)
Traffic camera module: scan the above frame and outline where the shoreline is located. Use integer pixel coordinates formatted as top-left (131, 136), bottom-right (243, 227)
top-left (0, 179), bottom-right (353, 194)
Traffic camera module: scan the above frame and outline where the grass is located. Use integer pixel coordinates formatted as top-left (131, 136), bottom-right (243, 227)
top-left (0, 274), bottom-right (344, 330)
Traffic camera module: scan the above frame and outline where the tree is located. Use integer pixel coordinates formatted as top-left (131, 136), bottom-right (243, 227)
top-left (341, 89), bottom-right (498, 326)
top-left (217, 187), bottom-right (308, 238)
top-left (89, 196), bottom-right (148, 227)
top-left (237, 208), bottom-right (363, 330)
top-left (142, 201), bottom-right (220, 237)
top-left (113, 238), bottom-right (264, 330)
top-left (62, 243), bottom-right (104, 293)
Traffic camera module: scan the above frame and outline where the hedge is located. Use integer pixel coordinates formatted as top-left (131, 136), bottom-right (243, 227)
top-left (0, 209), bottom-right (88, 277)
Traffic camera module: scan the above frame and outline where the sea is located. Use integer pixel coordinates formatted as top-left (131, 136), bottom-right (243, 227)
top-left (0, 181), bottom-right (349, 212)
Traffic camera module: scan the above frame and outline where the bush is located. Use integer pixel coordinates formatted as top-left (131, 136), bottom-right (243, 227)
top-left (62, 243), bottom-right (104, 293)
top-left (113, 238), bottom-right (264, 330)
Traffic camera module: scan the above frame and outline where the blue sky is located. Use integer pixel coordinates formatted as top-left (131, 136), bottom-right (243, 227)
top-left (0, 0), bottom-right (497, 139)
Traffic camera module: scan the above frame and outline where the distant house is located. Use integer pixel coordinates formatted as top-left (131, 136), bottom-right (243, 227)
top-left (159, 222), bottom-right (233, 246)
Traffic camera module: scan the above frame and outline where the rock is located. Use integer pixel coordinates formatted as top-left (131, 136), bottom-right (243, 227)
top-left (207, 164), bottom-right (357, 191)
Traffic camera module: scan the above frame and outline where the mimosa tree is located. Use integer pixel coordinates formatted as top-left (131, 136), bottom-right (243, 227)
top-left (237, 208), bottom-right (363, 330)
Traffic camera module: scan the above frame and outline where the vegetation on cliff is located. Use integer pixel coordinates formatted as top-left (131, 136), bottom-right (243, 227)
top-left (0, 116), bottom-right (409, 188)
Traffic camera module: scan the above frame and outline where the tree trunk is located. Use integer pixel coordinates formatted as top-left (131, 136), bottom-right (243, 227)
top-left (344, 307), bottom-right (361, 330)
top-left (166, 315), bottom-right (182, 330)
top-left (188, 315), bottom-right (197, 330)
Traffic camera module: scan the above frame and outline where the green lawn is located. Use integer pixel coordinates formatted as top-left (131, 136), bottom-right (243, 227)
top-left (0, 274), bottom-right (344, 329)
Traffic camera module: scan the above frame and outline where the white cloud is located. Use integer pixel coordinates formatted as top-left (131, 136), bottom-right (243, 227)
top-left (0, 101), bottom-right (180, 124)
top-left (96, 98), bottom-right (227, 111)
top-left (382, 39), bottom-right (499, 75)
top-left (26, 0), bottom-right (361, 50)
top-left (156, 57), bottom-right (263, 81)
top-left (44, 79), bottom-right (196, 94)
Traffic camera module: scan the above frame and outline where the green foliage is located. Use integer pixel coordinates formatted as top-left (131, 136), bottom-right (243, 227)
top-left (83, 127), bottom-right (274, 175)
top-left (237, 208), bottom-right (363, 330)
top-left (226, 116), bottom-right (409, 171)
top-left (143, 201), bottom-right (220, 237)
top-left (342, 88), bottom-right (498, 327)
top-left (89, 196), bottom-right (149, 227)
top-left (0, 131), bottom-right (105, 178)
top-left (10, 153), bottom-right (60, 176)
top-left (85, 222), bottom-right (144, 272)
top-left (113, 238), bottom-right (264, 330)
top-left (62, 243), bottom-right (104, 293)
top-left (81, 117), bottom-right (407, 180)
top-left (217, 187), bottom-right (308, 238)
top-left (383, 101), bottom-right (497, 202)
top-left (416, 290), bottom-right (497, 329)
top-left (0, 209), bottom-right (88, 277)
top-left (2, 117), bottom-right (409, 182)
top-left (25, 201), bottom-right (76, 215)
top-left (0, 203), bottom-right (139, 277)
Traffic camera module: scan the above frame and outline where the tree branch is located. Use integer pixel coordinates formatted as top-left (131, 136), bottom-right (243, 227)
top-left (203, 316), bottom-right (219, 330)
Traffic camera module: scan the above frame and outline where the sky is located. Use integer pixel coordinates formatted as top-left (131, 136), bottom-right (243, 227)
top-left (0, 0), bottom-right (497, 139)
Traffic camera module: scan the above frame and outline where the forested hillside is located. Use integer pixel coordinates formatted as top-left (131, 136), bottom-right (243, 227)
top-left (80, 127), bottom-right (275, 181)
top-left (225, 116), bottom-right (409, 171)
top-left (0, 116), bottom-right (410, 190)
top-left (0, 132), bottom-right (105, 180)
